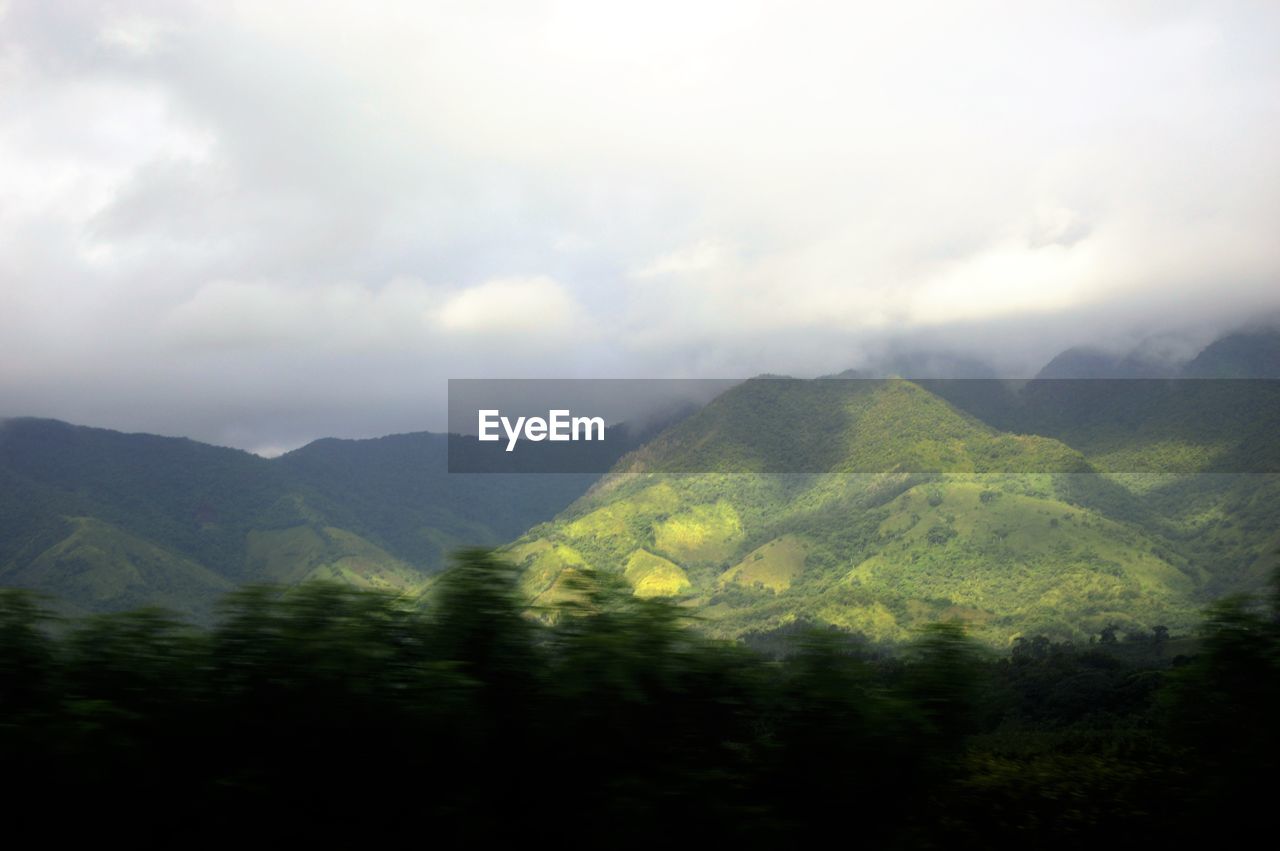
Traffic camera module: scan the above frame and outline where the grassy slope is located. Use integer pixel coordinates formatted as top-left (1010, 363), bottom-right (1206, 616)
top-left (0, 419), bottom-right (602, 617)
top-left (0, 516), bottom-right (234, 618)
top-left (505, 379), bottom-right (1259, 645)
top-left (924, 377), bottom-right (1280, 599)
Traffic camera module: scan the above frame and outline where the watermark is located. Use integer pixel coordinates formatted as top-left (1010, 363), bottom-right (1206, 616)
top-left (447, 377), bottom-right (1280, 474)
top-left (478, 409), bottom-right (605, 451)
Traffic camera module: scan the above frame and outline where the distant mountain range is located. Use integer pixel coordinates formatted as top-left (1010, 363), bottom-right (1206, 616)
top-left (829, 329), bottom-right (1280, 381)
top-left (0, 423), bottom-right (634, 618)
top-left (3, 327), bottom-right (1278, 640)
top-left (1034, 330), bottom-right (1280, 379)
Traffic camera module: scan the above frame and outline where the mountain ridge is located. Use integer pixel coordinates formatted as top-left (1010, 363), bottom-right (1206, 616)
top-left (3, 326), bottom-right (1279, 630)
top-left (0, 417), bottom-right (613, 617)
top-left (505, 373), bottom-right (1279, 644)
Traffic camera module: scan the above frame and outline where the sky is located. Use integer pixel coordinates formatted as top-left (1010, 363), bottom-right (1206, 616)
top-left (2, 0), bottom-right (1279, 454)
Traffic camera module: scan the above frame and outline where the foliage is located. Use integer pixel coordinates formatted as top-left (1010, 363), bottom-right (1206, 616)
top-left (3, 372), bottom-right (1279, 647)
top-left (0, 419), bottom-right (613, 617)
top-left (509, 375), bottom-right (1268, 644)
top-left (3, 555), bottom-right (1278, 845)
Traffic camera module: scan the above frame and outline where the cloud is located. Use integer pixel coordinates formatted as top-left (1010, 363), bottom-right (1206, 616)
top-left (161, 274), bottom-right (592, 352)
top-left (436, 276), bottom-right (587, 335)
top-left (631, 240), bottom-right (726, 279)
top-left (160, 278), bottom-right (433, 351)
top-left (1, 0), bottom-right (1278, 448)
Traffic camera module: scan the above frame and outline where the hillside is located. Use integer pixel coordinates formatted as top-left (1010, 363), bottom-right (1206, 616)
top-left (4, 328), bottom-right (1278, 631)
top-left (1183, 330), bottom-right (1280, 378)
top-left (1033, 329), bottom-right (1280, 380)
top-left (0, 419), bottom-right (611, 618)
top-left (506, 377), bottom-right (1279, 645)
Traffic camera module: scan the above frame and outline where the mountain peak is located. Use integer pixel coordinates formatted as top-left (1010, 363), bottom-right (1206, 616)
top-left (1183, 329), bottom-right (1280, 378)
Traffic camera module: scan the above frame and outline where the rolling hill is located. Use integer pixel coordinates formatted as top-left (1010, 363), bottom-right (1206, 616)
top-left (3, 327), bottom-right (1278, 638)
top-left (505, 374), bottom-right (1280, 645)
top-left (0, 419), bottom-right (617, 618)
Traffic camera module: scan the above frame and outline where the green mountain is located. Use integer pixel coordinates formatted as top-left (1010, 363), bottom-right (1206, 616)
top-left (1034, 346), bottom-right (1177, 379)
top-left (1033, 328), bottom-right (1280, 380)
top-left (0, 418), bottom-right (612, 618)
top-left (1183, 329), bottom-right (1280, 378)
top-left (4, 329), bottom-right (1278, 637)
top-left (506, 377), bottom-right (1280, 645)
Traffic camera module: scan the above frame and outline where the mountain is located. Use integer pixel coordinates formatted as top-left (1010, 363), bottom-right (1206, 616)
top-left (505, 375), bottom-right (1280, 645)
top-left (0, 418), bottom-right (620, 618)
top-left (1034, 328), bottom-right (1280, 380)
top-left (1182, 329), bottom-right (1280, 378)
top-left (1036, 346), bottom-right (1137, 379)
top-left (1034, 344), bottom-right (1183, 379)
top-left (924, 376), bottom-right (1280, 596)
top-left (5, 327), bottom-right (1279, 636)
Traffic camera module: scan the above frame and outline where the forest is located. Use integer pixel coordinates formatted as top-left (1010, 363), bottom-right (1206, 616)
top-left (3, 547), bottom-right (1277, 846)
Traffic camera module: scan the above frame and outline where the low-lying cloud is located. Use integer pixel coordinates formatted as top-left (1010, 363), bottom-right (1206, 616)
top-left (2, 0), bottom-right (1278, 452)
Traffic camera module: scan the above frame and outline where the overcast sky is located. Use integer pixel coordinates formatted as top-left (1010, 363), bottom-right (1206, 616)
top-left (2, 1), bottom-right (1278, 454)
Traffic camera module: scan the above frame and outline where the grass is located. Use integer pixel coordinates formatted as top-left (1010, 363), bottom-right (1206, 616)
top-left (652, 501), bottom-right (743, 565)
top-left (245, 525), bottom-right (429, 593)
top-left (720, 535), bottom-right (808, 593)
top-left (623, 550), bottom-right (692, 598)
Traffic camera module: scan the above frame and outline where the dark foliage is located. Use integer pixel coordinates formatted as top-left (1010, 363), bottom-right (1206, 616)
top-left (2, 551), bottom-right (1277, 846)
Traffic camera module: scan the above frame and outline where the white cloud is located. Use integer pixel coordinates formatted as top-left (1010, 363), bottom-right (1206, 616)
top-left (97, 16), bottom-right (172, 57)
top-left (159, 274), bottom-right (592, 352)
top-left (1, 0), bottom-right (1279, 447)
top-left (435, 276), bottom-right (587, 335)
top-left (631, 240), bottom-right (726, 279)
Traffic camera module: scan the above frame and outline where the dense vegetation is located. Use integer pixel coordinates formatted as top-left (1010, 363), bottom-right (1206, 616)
top-left (3, 549), bottom-right (1277, 845)
top-left (512, 376), bottom-right (1280, 643)
top-left (0, 420), bottom-right (619, 617)
top-left (3, 330), bottom-right (1278, 641)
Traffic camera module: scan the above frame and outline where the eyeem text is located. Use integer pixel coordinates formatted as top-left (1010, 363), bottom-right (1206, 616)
top-left (477, 410), bottom-right (606, 451)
